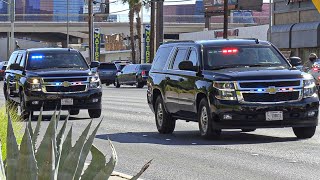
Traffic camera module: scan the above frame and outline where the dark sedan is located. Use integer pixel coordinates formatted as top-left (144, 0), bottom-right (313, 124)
top-left (98, 62), bottom-right (118, 86)
top-left (115, 64), bottom-right (151, 88)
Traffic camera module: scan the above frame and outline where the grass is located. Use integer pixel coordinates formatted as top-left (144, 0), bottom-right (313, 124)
top-left (0, 103), bottom-right (23, 160)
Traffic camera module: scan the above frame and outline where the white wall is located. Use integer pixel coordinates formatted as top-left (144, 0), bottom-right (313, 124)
top-left (179, 25), bottom-right (269, 41)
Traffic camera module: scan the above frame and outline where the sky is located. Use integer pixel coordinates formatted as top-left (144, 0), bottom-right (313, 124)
top-left (110, 0), bottom-right (271, 14)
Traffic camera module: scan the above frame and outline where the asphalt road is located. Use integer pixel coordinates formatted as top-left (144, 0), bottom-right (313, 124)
top-left (1, 82), bottom-right (320, 180)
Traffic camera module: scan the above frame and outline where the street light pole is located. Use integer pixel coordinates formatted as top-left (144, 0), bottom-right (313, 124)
top-left (67, 0), bottom-right (69, 47)
top-left (269, 0), bottom-right (272, 42)
top-left (223, 0), bottom-right (228, 39)
top-left (89, 0), bottom-right (94, 62)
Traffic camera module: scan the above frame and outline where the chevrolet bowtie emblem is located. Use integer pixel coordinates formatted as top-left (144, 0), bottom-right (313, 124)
top-left (266, 86), bottom-right (277, 94)
top-left (62, 81), bottom-right (71, 87)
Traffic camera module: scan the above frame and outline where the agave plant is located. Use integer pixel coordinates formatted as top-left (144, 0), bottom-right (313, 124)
top-left (0, 108), bottom-right (152, 180)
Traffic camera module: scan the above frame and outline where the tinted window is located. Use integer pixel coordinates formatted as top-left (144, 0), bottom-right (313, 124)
top-left (188, 49), bottom-right (198, 66)
top-left (171, 48), bottom-right (187, 70)
top-left (204, 46), bottom-right (289, 69)
top-left (27, 52), bottom-right (88, 70)
top-left (99, 63), bottom-right (116, 70)
top-left (152, 46), bottom-right (173, 71)
top-left (140, 65), bottom-right (151, 70)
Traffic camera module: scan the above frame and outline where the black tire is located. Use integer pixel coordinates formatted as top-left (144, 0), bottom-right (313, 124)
top-left (155, 96), bottom-right (175, 134)
top-left (105, 83), bottom-right (110, 86)
top-left (88, 109), bottom-right (102, 118)
top-left (69, 109), bottom-right (80, 115)
top-left (136, 82), bottom-right (144, 88)
top-left (198, 98), bottom-right (221, 139)
top-left (20, 92), bottom-right (32, 121)
top-left (115, 78), bottom-right (120, 88)
top-left (293, 126), bottom-right (316, 139)
top-left (241, 129), bottom-right (256, 132)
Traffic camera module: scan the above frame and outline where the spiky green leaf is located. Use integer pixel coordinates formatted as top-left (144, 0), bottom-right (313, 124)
top-left (92, 140), bottom-right (118, 180)
top-left (16, 127), bottom-right (38, 180)
top-left (58, 126), bottom-right (72, 171)
top-left (74, 119), bottom-right (102, 180)
top-left (56, 115), bottom-right (69, 166)
top-left (6, 113), bottom-right (19, 180)
top-left (28, 114), bottom-right (34, 138)
top-left (0, 143), bottom-right (6, 180)
top-left (81, 145), bottom-right (106, 180)
top-left (56, 109), bottom-right (61, 129)
top-left (36, 111), bottom-right (57, 176)
top-left (37, 140), bottom-right (55, 180)
top-left (130, 159), bottom-right (153, 180)
top-left (57, 121), bottom-right (92, 180)
top-left (32, 106), bottom-right (43, 149)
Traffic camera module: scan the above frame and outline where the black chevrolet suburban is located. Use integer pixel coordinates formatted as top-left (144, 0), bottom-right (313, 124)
top-left (3, 48), bottom-right (102, 119)
top-left (147, 39), bottom-right (319, 139)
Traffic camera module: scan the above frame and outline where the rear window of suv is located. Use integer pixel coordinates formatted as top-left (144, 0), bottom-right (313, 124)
top-left (99, 63), bottom-right (117, 70)
top-left (204, 45), bottom-right (289, 70)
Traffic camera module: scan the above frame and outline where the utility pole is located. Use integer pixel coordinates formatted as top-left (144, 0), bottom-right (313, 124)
top-left (205, 13), bottom-right (210, 30)
top-left (88, 0), bottom-right (94, 62)
top-left (268, 0), bottom-right (272, 42)
top-left (10, 0), bottom-right (15, 53)
top-left (150, 0), bottom-right (155, 62)
top-left (67, 0), bottom-right (69, 47)
top-left (156, 0), bottom-right (163, 50)
top-left (223, 0), bottom-right (228, 39)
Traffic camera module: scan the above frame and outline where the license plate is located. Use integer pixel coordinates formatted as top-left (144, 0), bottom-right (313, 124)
top-left (266, 111), bottom-right (283, 121)
top-left (61, 98), bottom-right (73, 106)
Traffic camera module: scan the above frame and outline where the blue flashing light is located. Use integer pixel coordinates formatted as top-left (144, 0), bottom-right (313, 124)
top-left (55, 83), bottom-right (60, 86)
top-left (257, 89), bottom-right (263, 92)
top-left (31, 55), bottom-right (43, 59)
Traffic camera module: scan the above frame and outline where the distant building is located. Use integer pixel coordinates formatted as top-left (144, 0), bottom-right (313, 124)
top-left (270, 0), bottom-right (320, 61)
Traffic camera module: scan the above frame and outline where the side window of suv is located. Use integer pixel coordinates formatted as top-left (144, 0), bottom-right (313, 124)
top-left (171, 48), bottom-right (187, 70)
top-left (19, 52), bottom-right (26, 67)
top-left (152, 46), bottom-right (173, 71)
top-left (7, 52), bottom-right (18, 70)
top-left (188, 48), bottom-right (198, 66)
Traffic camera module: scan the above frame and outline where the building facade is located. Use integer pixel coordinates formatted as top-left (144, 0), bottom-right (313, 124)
top-left (271, 0), bottom-right (320, 61)
top-left (0, 0), bottom-right (85, 22)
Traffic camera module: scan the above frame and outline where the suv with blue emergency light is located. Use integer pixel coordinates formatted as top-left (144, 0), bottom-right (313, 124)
top-left (3, 48), bottom-right (102, 119)
top-left (147, 39), bottom-right (319, 139)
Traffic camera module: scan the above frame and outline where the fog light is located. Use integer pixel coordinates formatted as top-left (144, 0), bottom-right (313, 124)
top-left (92, 98), bottom-right (99, 103)
top-left (223, 114), bottom-right (232, 120)
top-left (307, 111), bottom-right (316, 117)
top-left (32, 101), bottom-right (39, 105)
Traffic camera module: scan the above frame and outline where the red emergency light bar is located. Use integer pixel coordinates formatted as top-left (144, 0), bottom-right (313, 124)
top-left (222, 48), bottom-right (238, 54)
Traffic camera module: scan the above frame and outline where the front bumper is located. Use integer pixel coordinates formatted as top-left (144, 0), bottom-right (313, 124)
top-left (210, 97), bottom-right (319, 129)
top-left (24, 88), bottom-right (102, 111)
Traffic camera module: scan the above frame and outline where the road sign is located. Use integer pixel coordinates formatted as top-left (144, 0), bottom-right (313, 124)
top-left (94, 28), bottom-right (101, 62)
top-left (145, 24), bottom-right (151, 63)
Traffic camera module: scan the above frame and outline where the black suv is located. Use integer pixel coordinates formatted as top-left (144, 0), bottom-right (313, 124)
top-left (147, 39), bottom-right (319, 139)
top-left (3, 48), bottom-right (102, 119)
top-left (98, 62), bottom-right (117, 86)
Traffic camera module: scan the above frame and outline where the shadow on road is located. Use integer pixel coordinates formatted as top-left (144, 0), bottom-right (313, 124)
top-left (96, 130), bottom-right (299, 146)
top-left (31, 115), bottom-right (89, 121)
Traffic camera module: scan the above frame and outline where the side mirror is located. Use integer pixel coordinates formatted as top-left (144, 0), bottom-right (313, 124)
top-left (90, 61), bottom-right (100, 68)
top-left (10, 63), bottom-right (24, 71)
top-left (289, 57), bottom-right (302, 67)
top-left (179, 61), bottom-right (196, 71)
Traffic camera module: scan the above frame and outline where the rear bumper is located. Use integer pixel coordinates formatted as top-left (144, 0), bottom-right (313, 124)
top-left (100, 75), bottom-right (116, 84)
top-left (210, 97), bottom-right (319, 129)
top-left (24, 88), bottom-right (102, 111)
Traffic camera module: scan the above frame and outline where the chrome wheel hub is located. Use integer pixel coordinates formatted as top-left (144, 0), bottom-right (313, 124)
top-left (157, 103), bottom-right (163, 126)
top-left (200, 106), bottom-right (208, 133)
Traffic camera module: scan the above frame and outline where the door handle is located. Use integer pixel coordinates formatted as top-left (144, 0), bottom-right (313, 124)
top-left (165, 76), bottom-right (170, 80)
top-left (179, 78), bottom-right (184, 82)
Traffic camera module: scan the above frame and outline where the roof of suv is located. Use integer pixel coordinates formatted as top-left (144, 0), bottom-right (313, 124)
top-left (162, 39), bottom-right (271, 47)
top-left (22, 48), bottom-right (80, 53)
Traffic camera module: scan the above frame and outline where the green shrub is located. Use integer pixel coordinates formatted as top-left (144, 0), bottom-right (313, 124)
top-left (0, 104), bottom-right (23, 160)
top-left (0, 108), bottom-right (151, 180)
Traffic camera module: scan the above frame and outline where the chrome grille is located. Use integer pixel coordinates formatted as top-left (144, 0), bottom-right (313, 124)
top-left (42, 76), bottom-right (89, 94)
top-left (236, 79), bottom-right (303, 104)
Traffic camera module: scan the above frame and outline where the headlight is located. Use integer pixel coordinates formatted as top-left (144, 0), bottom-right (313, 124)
top-left (89, 75), bottom-right (101, 89)
top-left (303, 79), bottom-right (317, 98)
top-left (27, 77), bottom-right (42, 91)
top-left (213, 82), bottom-right (237, 100)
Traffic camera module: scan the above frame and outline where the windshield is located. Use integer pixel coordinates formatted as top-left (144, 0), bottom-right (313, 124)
top-left (26, 52), bottom-right (89, 70)
top-left (204, 46), bottom-right (289, 70)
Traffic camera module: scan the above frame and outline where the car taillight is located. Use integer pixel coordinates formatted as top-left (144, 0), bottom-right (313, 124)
top-left (0, 70), bottom-right (4, 73)
top-left (313, 67), bottom-right (319, 72)
top-left (142, 70), bottom-right (146, 76)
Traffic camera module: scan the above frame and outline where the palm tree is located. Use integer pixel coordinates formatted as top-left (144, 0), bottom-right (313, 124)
top-left (122, 0), bottom-right (141, 64)
top-left (134, 2), bottom-right (142, 64)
